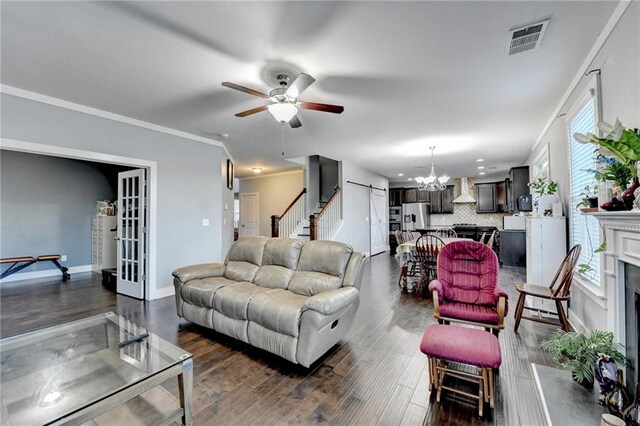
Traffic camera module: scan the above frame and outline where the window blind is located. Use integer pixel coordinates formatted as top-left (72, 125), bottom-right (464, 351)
top-left (568, 98), bottom-right (601, 285)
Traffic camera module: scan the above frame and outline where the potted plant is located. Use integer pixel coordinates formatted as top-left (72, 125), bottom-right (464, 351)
top-left (540, 330), bottom-right (626, 387)
top-left (576, 184), bottom-right (599, 211)
top-left (574, 120), bottom-right (640, 210)
top-left (528, 177), bottom-right (559, 215)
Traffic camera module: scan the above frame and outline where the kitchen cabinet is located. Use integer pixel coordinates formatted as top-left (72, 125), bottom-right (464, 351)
top-left (389, 188), bottom-right (403, 206)
top-left (417, 190), bottom-right (430, 203)
top-left (508, 166), bottom-right (530, 212)
top-left (476, 183), bottom-right (496, 213)
top-left (404, 188), bottom-right (417, 203)
top-left (500, 230), bottom-right (526, 267)
top-left (496, 181), bottom-right (507, 212)
top-left (440, 186), bottom-right (454, 213)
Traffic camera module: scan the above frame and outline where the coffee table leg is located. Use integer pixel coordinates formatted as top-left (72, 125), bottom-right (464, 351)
top-left (179, 358), bottom-right (193, 426)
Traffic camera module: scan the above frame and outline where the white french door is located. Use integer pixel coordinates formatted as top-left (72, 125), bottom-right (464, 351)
top-left (370, 190), bottom-right (388, 256)
top-left (117, 169), bottom-right (147, 299)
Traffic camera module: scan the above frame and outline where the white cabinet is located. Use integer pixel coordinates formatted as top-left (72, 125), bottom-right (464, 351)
top-left (92, 215), bottom-right (117, 272)
top-left (526, 217), bottom-right (567, 312)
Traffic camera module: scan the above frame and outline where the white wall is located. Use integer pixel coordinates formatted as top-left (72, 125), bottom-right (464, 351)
top-left (1, 92), bottom-right (234, 299)
top-left (334, 161), bottom-right (389, 255)
top-left (525, 3), bottom-right (640, 332)
top-left (238, 171), bottom-right (304, 237)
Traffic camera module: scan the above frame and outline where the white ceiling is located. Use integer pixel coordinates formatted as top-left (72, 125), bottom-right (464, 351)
top-left (1, 1), bottom-right (617, 179)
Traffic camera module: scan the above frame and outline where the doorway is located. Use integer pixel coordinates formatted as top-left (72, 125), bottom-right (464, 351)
top-left (1, 138), bottom-right (157, 300)
top-left (239, 192), bottom-right (259, 237)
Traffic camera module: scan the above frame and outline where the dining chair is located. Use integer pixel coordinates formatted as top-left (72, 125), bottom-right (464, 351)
top-left (486, 230), bottom-right (496, 249)
top-left (395, 230), bottom-right (421, 288)
top-left (478, 232), bottom-right (487, 244)
top-left (513, 244), bottom-right (582, 333)
top-left (415, 235), bottom-right (444, 295)
top-left (434, 228), bottom-right (457, 238)
top-left (429, 241), bottom-right (508, 334)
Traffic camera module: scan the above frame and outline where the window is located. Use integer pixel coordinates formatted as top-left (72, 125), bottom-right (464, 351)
top-left (568, 96), bottom-right (601, 285)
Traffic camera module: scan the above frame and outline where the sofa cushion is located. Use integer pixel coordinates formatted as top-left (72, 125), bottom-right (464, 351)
top-left (180, 276), bottom-right (238, 308)
top-left (247, 289), bottom-right (309, 337)
top-left (213, 281), bottom-right (271, 320)
top-left (253, 265), bottom-right (295, 290)
top-left (262, 238), bottom-right (304, 269)
top-left (223, 237), bottom-right (268, 282)
top-left (296, 240), bottom-right (352, 277)
top-left (287, 271), bottom-right (342, 297)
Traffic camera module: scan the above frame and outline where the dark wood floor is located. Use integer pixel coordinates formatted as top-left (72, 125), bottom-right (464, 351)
top-left (0, 254), bottom-right (558, 425)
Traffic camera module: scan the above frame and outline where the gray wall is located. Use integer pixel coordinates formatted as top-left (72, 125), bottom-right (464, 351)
top-left (305, 155), bottom-right (320, 214)
top-left (319, 156), bottom-right (339, 202)
top-left (334, 161), bottom-right (389, 254)
top-left (525, 3), bottom-right (639, 332)
top-left (0, 150), bottom-right (121, 272)
top-left (1, 93), bottom-right (234, 298)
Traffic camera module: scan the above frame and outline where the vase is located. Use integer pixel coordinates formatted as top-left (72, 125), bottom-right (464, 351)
top-left (621, 177), bottom-right (640, 210)
top-left (623, 384), bottom-right (640, 425)
top-left (537, 194), bottom-right (559, 216)
top-left (601, 197), bottom-right (627, 211)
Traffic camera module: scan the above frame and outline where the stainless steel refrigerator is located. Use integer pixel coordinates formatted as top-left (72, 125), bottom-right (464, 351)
top-left (402, 203), bottom-right (430, 231)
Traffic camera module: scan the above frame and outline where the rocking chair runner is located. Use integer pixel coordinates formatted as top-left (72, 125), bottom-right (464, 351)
top-left (513, 244), bottom-right (582, 333)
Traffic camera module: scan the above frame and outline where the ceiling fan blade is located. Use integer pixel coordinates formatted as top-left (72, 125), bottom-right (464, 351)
top-left (285, 73), bottom-right (316, 98)
top-left (222, 82), bottom-right (269, 99)
top-left (234, 105), bottom-right (268, 117)
top-left (299, 101), bottom-right (344, 114)
top-left (289, 115), bottom-right (302, 128)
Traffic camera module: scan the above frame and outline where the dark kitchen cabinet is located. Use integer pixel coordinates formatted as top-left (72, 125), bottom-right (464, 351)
top-left (496, 181), bottom-right (507, 212)
top-left (404, 188), bottom-right (417, 203)
top-left (508, 166), bottom-right (530, 212)
top-left (476, 183), bottom-right (497, 213)
top-left (417, 190), bottom-right (430, 203)
top-left (436, 185), bottom-right (454, 214)
top-left (389, 188), bottom-right (403, 206)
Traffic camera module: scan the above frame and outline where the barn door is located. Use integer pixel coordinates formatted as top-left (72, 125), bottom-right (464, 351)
top-left (369, 190), bottom-right (388, 256)
top-left (116, 169), bottom-right (147, 299)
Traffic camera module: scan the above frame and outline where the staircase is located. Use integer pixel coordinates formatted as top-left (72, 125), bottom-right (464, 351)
top-left (271, 187), bottom-right (342, 241)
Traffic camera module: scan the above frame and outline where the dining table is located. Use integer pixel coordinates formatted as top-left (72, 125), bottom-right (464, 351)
top-left (395, 237), bottom-right (473, 293)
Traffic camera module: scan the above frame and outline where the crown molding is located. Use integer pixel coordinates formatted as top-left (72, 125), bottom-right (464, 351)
top-left (0, 84), bottom-right (234, 162)
top-left (238, 169), bottom-right (303, 181)
top-left (531, 0), bottom-right (632, 153)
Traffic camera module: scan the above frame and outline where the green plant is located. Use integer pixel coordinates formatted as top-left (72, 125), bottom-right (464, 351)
top-left (574, 120), bottom-right (640, 178)
top-left (528, 177), bottom-right (558, 197)
top-left (576, 184), bottom-right (598, 209)
top-left (540, 329), bottom-right (626, 384)
top-left (598, 160), bottom-right (634, 189)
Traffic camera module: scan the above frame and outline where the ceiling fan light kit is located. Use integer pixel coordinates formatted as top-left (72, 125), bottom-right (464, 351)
top-left (221, 72), bottom-right (344, 129)
top-left (415, 147), bottom-right (449, 191)
top-left (268, 102), bottom-right (298, 123)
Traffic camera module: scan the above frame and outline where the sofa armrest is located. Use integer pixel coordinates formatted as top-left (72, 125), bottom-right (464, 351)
top-left (303, 287), bottom-right (359, 316)
top-left (172, 263), bottom-right (225, 283)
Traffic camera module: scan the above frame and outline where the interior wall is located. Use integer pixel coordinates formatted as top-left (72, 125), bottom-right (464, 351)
top-left (1, 92), bottom-right (233, 299)
top-left (334, 161), bottom-right (389, 255)
top-left (238, 171), bottom-right (304, 237)
top-left (0, 150), bottom-right (122, 272)
top-left (525, 3), bottom-right (640, 332)
top-left (319, 156), bottom-right (339, 202)
top-left (305, 155), bottom-right (320, 213)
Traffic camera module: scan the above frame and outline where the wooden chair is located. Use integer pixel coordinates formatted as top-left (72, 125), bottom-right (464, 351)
top-left (395, 230), bottom-right (421, 288)
top-left (513, 244), bottom-right (582, 333)
top-left (486, 230), bottom-right (496, 249)
top-left (434, 228), bottom-right (457, 238)
top-left (414, 235), bottom-right (444, 295)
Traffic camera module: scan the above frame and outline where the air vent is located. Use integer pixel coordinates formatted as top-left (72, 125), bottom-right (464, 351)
top-left (505, 19), bottom-right (550, 56)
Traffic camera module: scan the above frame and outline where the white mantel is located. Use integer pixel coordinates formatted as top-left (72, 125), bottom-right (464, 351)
top-left (591, 211), bottom-right (640, 348)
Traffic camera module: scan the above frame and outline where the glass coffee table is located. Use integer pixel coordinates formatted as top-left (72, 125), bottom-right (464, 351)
top-left (0, 312), bottom-right (193, 425)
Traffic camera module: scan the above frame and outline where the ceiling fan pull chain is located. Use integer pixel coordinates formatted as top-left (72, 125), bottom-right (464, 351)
top-left (281, 123), bottom-right (285, 156)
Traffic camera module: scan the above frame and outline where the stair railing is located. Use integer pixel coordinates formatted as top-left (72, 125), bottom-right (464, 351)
top-left (271, 189), bottom-right (306, 238)
top-left (310, 186), bottom-right (341, 240)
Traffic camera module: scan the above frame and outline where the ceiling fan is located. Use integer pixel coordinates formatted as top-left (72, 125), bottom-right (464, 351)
top-left (221, 73), bottom-right (344, 128)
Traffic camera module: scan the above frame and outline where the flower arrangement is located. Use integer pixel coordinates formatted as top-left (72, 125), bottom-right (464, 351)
top-left (574, 119), bottom-right (640, 179)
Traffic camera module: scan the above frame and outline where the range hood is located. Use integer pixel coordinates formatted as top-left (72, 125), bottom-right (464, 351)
top-left (453, 177), bottom-right (476, 203)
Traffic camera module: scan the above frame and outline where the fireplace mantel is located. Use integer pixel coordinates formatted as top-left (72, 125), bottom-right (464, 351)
top-left (590, 211), bottom-right (640, 361)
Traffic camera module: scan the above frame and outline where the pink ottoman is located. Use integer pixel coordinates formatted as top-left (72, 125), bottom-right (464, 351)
top-left (420, 324), bottom-right (501, 417)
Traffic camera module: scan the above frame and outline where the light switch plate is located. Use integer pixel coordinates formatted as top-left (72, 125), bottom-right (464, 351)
top-left (202, 218), bottom-right (210, 227)
top-left (61, 255), bottom-right (67, 262)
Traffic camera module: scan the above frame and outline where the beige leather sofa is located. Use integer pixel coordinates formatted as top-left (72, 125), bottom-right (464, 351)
top-left (172, 237), bottom-right (365, 367)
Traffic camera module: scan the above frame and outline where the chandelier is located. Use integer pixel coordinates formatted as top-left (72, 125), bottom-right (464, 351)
top-left (415, 146), bottom-right (450, 191)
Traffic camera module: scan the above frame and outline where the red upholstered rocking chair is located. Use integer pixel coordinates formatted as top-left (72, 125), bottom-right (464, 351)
top-left (428, 241), bottom-right (508, 334)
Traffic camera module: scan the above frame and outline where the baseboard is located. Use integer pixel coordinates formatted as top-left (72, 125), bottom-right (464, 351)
top-left (152, 285), bottom-right (175, 300)
top-left (0, 264), bottom-right (93, 283)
